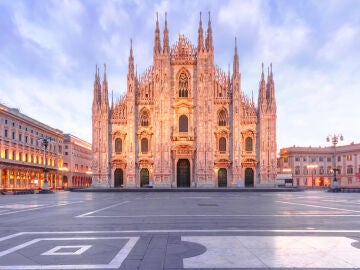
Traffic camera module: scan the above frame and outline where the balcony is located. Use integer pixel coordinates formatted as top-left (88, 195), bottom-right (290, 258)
top-left (172, 130), bottom-right (195, 141)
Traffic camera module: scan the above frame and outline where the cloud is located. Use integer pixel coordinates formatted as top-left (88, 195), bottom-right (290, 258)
top-left (0, 69), bottom-right (92, 142)
top-left (99, 1), bottom-right (130, 33)
top-left (275, 65), bottom-right (360, 148)
top-left (1, 0), bottom-right (360, 150)
top-left (47, 0), bottom-right (84, 33)
top-left (257, 19), bottom-right (310, 64)
top-left (218, 0), bottom-right (264, 31)
top-left (11, 1), bottom-right (82, 80)
top-left (318, 24), bottom-right (360, 64)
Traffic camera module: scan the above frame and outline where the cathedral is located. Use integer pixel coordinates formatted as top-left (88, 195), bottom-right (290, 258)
top-left (92, 13), bottom-right (277, 188)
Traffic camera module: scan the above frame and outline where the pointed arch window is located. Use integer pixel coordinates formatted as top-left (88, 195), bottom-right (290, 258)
top-left (141, 138), bottom-right (148, 153)
top-left (219, 137), bottom-right (226, 153)
top-left (140, 110), bottom-right (150, 126)
top-left (179, 72), bottom-right (189, 97)
top-left (245, 137), bottom-right (253, 152)
top-left (218, 110), bottom-right (227, 126)
top-left (179, 115), bottom-right (188, 132)
top-left (115, 138), bottom-right (122, 153)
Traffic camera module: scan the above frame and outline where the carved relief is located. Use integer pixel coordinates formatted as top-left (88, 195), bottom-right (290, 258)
top-left (170, 35), bottom-right (197, 65)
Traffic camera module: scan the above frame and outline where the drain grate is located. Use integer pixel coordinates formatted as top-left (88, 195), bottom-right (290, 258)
top-left (197, 203), bottom-right (218, 207)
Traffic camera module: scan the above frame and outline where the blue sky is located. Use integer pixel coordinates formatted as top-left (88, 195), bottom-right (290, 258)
top-left (0, 0), bottom-right (359, 151)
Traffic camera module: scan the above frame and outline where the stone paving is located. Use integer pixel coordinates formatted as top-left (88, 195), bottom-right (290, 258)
top-left (0, 190), bottom-right (360, 269)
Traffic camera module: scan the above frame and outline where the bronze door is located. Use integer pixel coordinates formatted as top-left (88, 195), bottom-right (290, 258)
top-left (177, 159), bottom-right (190, 187)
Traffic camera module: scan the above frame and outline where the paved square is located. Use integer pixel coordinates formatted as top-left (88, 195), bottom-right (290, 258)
top-left (183, 236), bottom-right (360, 268)
top-left (0, 191), bottom-right (360, 269)
top-left (0, 234), bottom-right (139, 269)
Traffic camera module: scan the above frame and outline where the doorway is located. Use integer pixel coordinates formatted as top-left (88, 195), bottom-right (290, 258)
top-left (218, 168), bottom-right (227, 187)
top-left (177, 159), bottom-right (190, 187)
top-left (140, 168), bottom-right (149, 187)
top-left (114, 169), bottom-right (123, 187)
top-left (245, 168), bottom-right (254, 187)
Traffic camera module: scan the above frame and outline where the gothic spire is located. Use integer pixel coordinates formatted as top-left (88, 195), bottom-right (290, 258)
top-left (97, 65), bottom-right (100, 90)
top-left (128, 39), bottom-right (134, 77)
top-left (111, 90), bottom-right (114, 110)
top-left (258, 63), bottom-right (267, 105)
top-left (197, 12), bottom-right (204, 52)
top-left (102, 63), bottom-right (108, 105)
top-left (269, 63), bottom-right (276, 105)
top-left (205, 11), bottom-right (213, 51)
top-left (103, 63), bottom-right (107, 84)
top-left (163, 12), bottom-right (169, 53)
top-left (97, 65), bottom-right (101, 98)
top-left (154, 12), bottom-right (161, 54)
top-left (93, 64), bottom-right (101, 106)
top-left (93, 64), bottom-right (98, 88)
top-left (233, 37), bottom-right (239, 74)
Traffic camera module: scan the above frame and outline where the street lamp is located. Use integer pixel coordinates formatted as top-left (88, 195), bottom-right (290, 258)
top-left (38, 137), bottom-right (54, 194)
top-left (326, 134), bottom-right (343, 190)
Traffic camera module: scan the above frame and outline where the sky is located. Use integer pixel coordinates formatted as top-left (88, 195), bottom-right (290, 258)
top-left (0, 0), bottom-right (359, 151)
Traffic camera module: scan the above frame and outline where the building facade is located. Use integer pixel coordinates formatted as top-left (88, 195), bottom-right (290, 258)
top-left (92, 13), bottom-right (277, 188)
top-left (62, 134), bottom-right (92, 188)
top-left (0, 103), bottom-right (64, 190)
top-left (278, 143), bottom-right (360, 187)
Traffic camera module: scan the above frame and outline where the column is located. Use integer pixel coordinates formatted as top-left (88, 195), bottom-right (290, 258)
top-left (0, 167), bottom-right (2, 189)
top-left (6, 169), bottom-right (10, 189)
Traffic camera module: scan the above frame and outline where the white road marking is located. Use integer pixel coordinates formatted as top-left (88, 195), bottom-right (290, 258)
top-left (2, 229), bottom-right (360, 244)
top-left (145, 196), bottom-right (214, 200)
top-left (0, 204), bottom-right (43, 209)
top-left (78, 213), bottom-right (360, 218)
top-left (183, 236), bottom-right (360, 268)
top-left (179, 197), bottom-right (213, 199)
top-left (0, 201), bottom-right (83, 216)
top-left (0, 236), bottom-right (139, 269)
top-left (76, 201), bottom-right (130, 217)
top-left (276, 200), bottom-right (360, 213)
top-left (41, 245), bottom-right (92, 256)
top-left (322, 199), bottom-right (360, 205)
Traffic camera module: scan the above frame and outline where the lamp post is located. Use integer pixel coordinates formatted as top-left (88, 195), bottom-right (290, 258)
top-left (38, 137), bottom-right (54, 194)
top-left (326, 134), bottom-right (343, 190)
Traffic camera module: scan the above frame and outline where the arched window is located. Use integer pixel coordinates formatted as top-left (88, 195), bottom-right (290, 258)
top-left (115, 138), bottom-right (122, 153)
top-left (141, 138), bottom-right (148, 153)
top-left (218, 110), bottom-right (227, 126)
top-left (179, 72), bottom-right (189, 97)
top-left (219, 137), bottom-right (226, 152)
top-left (140, 110), bottom-right (150, 126)
top-left (245, 137), bottom-right (253, 152)
top-left (179, 115), bottom-right (188, 132)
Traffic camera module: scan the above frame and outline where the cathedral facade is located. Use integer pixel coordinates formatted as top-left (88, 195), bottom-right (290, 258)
top-left (92, 13), bottom-right (277, 188)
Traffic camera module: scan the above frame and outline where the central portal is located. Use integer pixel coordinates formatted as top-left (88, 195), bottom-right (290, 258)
top-left (177, 159), bottom-right (190, 187)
